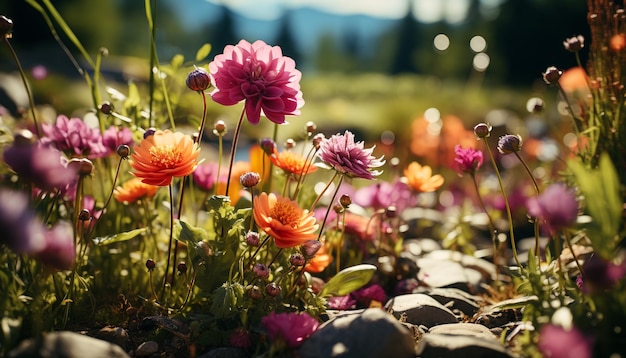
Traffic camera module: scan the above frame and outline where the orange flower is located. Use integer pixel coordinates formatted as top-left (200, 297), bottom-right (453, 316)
top-left (113, 177), bottom-right (159, 203)
top-left (403, 161), bottom-right (444, 193)
top-left (130, 130), bottom-right (200, 186)
top-left (305, 242), bottom-right (332, 273)
top-left (253, 192), bottom-right (318, 248)
top-left (270, 150), bottom-right (317, 177)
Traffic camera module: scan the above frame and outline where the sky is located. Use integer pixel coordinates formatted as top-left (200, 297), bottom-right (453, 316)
top-left (203, 0), bottom-right (504, 23)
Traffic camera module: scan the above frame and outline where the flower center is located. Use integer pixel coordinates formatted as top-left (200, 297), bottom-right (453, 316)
top-left (149, 145), bottom-right (182, 169)
top-left (270, 201), bottom-right (300, 227)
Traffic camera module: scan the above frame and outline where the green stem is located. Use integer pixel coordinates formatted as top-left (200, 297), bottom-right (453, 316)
top-left (224, 107), bottom-right (246, 196)
top-left (317, 174), bottom-right (344, 241)
top-left (513, 151), bottom-right (541, 258)
top-left (470, 173), bottom-right (500, 282)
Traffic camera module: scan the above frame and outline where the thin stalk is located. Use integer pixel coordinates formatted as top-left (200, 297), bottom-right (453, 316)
top-left (224, 107), bottom-right (247, 196)
top-left (161, 184), bottom-right (175, 302)
top-left (309, 171), bottom-right (339, 210)
top-left (470, 173), bottom-right (500, 282)
top-left (317, 175), bottom-right (344, 241)
top-left (513, 151), bottom-right (541, 258)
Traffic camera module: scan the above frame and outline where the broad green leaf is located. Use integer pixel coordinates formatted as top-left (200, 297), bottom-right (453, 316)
top-left (176, 220), bottom-right (210, 245)
top-left (195, 44), bottom-right (212, 62)
top-left (319, 264), bottom-right (377, 298)
top-left (93, 228), bottom-right (147, 245)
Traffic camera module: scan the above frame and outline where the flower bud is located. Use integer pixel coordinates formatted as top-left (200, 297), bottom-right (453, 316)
top-left (0, 15), bottom-right (13, 39)
top-left (247, 285), bottom-right (262, 300)
top-left (78, 209), bottom-right (91, 221)
top-left (290, 253), bottom-right (305, 267)
top-left (301, 240), bottom-right (321, 260)
top-left (473, 123), bottom-right (492, 139)
top-left (100, 102), bottom-right (113, 115)
top-left (177, 261), bottom-right (188, 274)
top-left (146, 258), bottom-right (156, 271)
top-left (385, 205), bottom-right (397, 219)
top-left (253, 263), bottom-right (270, 279)
top-left (497, 134), bottom-right (523, 154)
top-left (240, 172), bottom-right (260, 188)
top-left (213, 120), bottom-right (227, 136)
top-left (186, 67), bottom-right (211, 92)
top-left (117, 145), bottom-right (130, 159)
top-left (144, 128), bottom-right (156, 139)
top-left (312, 133), bottom-right (325, 149)
top-left (306, 121), bottom-right (317, 134)
top-left (245, 231), bottom-right (260, 247)
top-left (69, 158), bottom-right (93, 176)
top-left (333, 204), bottom-right (343, 214)
top-left (542, 66), bottom-right (562, 85)
top-left (526, 97), bottom-right (544, 113)
top-left (260, 138), bottom-right (276, 155)
top-left (284, 138), bottom-right (296, 150)
top-left (265, 283), bottom-right (281, 297)
top-left (339, 194), bottom-right (352, 209)
top-left (13, 129), bottom-right (34, 145)
top-left (563, 35), bottom-right (584, 52)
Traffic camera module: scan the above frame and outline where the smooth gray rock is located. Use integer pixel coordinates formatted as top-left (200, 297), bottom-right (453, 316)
top-left (298, 308), bottom-right (415, 358)
top-left (385, 293), bottom-right (458, 327)
top-left (134, 341), bottom-right (159, 356)
top-left (8, 331), bottom-right (130, 358)
top-left (416, 287), bottom-right (484, 317)
top-left (94, 326), bottom-right (130, 350)
top-left (428, 323), bottom-right (498, 339)
top-left (416, 333), bottom-right (513, 358)
top-left (415, 257), bottom-right (483, 293)
top-left (424, 250), bottom-right (497, 281)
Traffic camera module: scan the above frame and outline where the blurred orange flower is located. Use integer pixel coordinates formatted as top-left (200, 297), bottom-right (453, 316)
top-left (305, 241), bottom-right (332, 273)
top-left (270, 150), bottom-right (317, 177)
top-left (130, 130), bottom-right (200, 186)
top-left (113, 177), bottom-right (159, 204)
top-left (410, 115), bottom-right (477, 168)
top-left (403, 161), bottom-right (445, 193)
top-left (253, 192), bottom-right (318, 248)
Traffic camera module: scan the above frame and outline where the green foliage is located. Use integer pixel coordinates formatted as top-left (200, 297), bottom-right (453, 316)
top-left (318, 264), bottom-right (376, 298)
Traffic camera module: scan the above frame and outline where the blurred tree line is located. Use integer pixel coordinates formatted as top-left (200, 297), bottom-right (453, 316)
top-left (0, 0), bottom-right (588, 86)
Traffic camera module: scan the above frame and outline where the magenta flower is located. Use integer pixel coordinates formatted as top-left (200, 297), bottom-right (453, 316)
top-left (453, 145), bottom-right (483, 175)
top-left (34, 221), bottom-right (75, 270)
top-left (0, 189), bottom-right (46, 254)
top-left (102, 126), bottom-right (134, 155)
top-left (353, 180), bottom-right (416, 212)
top-left (261, 312), bottom-right (319, 349)
top-left (350, 284), bottom-right (387, 306)
top-left (41, 115), bottom-right (107, 158)
top-left (328, 295), bottom-right (357, 310)
top-left (193, 162), bottom-right (218, 191)
top-left (3, 136), bottom-right (78, 191)
top-left (526, 183), bottom-right (578, 234)
top-left (209, 39), bottom-right (304, 125)
top-left (317, 130), bottom-right (385, 180)
top-left (579, 255), bottom-right (626, 294)
top-left (538, 324), bottom-right (593, 358)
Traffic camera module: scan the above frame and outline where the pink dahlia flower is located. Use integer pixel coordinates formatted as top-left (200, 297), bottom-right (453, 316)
top-left (261, 311), bottom-right (319, 349)
top-left (453, 145), bottom-right (483, 175)
top-left (317, 130), bottom-right (385, 180)
top-left (209, 39), bottom-right (304, 125)
top-left (41, 115), bottom-right (107, 158)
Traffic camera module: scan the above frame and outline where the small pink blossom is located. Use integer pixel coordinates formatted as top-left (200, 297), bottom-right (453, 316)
top-left (41, 115), bottom-right (107, 158)
top-left (102, 126), bottom-right (134, 155)
top-left (261, 311), bottom-right (319, 349)
top-left (317, 130), bottom-right (385, 180)
top-left (453, 145), bottom-right (483, 175)
top-left (209, 39), bottom-right (304, 125)
top-left (538, 324), bottom-right (593, 358)
top-left (526, 183), bottom-right (578, 234)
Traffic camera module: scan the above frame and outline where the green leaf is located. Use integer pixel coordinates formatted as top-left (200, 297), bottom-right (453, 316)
top-left (93, 228), bottom-right (147, 245)
top-left (176, 220), bottom-right (210, 245)
top-left (171, 54), bottom-right (184, 70)
top-left (319, 264), bottom-right (377, 298)
top-left (195, 43), bottom-right (212, 62)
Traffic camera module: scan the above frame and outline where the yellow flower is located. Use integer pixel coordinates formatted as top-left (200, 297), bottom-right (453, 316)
top-left (113, 177), bottom-right (159, 204)
top-left (129, 130), bottom-right (200, 186)
top-left (403, 161), bottom-right (444, 193)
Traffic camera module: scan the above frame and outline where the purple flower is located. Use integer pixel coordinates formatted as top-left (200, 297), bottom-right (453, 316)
top-left (350, 284), bottom-right (387, 306)
top-left (579, 255), bottom-right (626, 294)
top-left (102, 126), bottom-right (134, 155)
top-left (0, 189), bottom-right (46, 253)
top-left (41, 115), bottom-right (107, 158)
top-left (538, 324), bottom-right (593, 358)
top-left (353, 180), bottom-right (416, 212)
top-left (497, 134), bottom-right (523, 155)
top-left (193, 162), bottom-right (218, 191)
top-left (526, 183), bottom-right (578, 234)
top-left (34, 221), bottom-right (75, 270)
top-left (328, 295), bottom-right (357, 310)
top-left (261, 312), bottom-right (319, 349)
top-left (453, 145), bottom-right (483, 175)
top-left (3, 133), bottom-right (78, 191)
top-left (317, 130), bottom-right (385, 180)
top-left (209, 39), bottom-right (304, 125)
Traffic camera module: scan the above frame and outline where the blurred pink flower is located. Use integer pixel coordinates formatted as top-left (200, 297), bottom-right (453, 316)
top-left (41, 115), bottom-right (107, 158)
top-left (354, 180), bottom-right (416, 212)
top-left (453, 145), bottom-right (483, 176)
top-left (193, 162), bottom-right (218, 191)
top-left (351, 284), bottom-right (387, 306)
top-left (526, 183), bottom-right (578, 234)
top-left (261, 311), bottom-right (319, 349)
top-left (209, 39), bottom-right (304, 125)
top-left (34, 221), bottom-right (75, 270)
top-left (102, 126), bottom-right (134, 154)
top-left (579, 255), bottom-right (626, 294)
top-left (0, 189), bottom-right (46, 254)
top-left (538, 324), bottom-right (593, 358)
top-left (328, 295), bottom-right (357, 310)
top-left (229, 327), bottom-right (252, 350)
top-left (317, 130), bottom-right (384, 180)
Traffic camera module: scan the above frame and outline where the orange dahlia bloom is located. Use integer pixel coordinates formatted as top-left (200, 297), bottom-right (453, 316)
top-left (305, 242), bottom-right (332, 273)
top-left (270, 150), bottom-right (317, 177)
top-left (403, 161), bottom-right (444, 193)
top-left (130, 130), bottom-right (200, 186)
top-left (113, 177), bottom-right (159, 203)
top-left (253, 192), bottom-right (318, 248)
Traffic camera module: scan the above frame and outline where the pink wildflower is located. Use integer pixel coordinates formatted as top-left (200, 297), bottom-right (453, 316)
top-left (538, 324), bottom-right (593, 358)
top-left (526, 183), bottom-right (578, 234)
top-left (41, 115), bottom-right (107, 158)
top-left (102, 126), bottom-right (134, 155)
top-left (209, 39), bottom-right (304, 125)
top-left (261, 312), bottom-right (319, 349)
top-left (317, 130), bottom-right (385, 180)
top-left (453, 145), bottom-right (483, 176)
